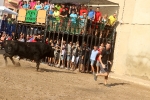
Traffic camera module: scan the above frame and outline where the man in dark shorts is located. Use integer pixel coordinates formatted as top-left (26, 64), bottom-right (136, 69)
top-left (93, 42), bottom-right (112, 86)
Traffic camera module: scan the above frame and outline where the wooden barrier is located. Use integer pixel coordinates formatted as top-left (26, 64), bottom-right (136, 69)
top-left (17, 9), bottom-right (26, 22)
top-left (36, 10), bottom-right (46, 24)
top-left (17, 9), bottom-right (46, 24)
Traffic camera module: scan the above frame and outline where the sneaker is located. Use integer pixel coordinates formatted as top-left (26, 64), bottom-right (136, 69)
top-left (65, 67), bottom-right (69, 70)
top-left (60, 65), bottom-right (64, 69)
top-left (93, 73), bottom-right (97, 81)
top-left (56, 64), bottom-right (60, 68)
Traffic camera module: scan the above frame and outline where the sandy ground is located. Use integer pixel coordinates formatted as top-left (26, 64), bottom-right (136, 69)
top-left (0, 54), bottom-right (150, 100)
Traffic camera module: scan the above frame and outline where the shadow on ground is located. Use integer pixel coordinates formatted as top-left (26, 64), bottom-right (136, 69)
top-left (98, 82), bottom-right (129, 87)
top-left (39, 68), bottom-right (77, 74)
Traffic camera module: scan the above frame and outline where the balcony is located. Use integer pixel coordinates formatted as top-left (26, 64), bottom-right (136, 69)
top-left (8, 0), bottom-right (18, 7)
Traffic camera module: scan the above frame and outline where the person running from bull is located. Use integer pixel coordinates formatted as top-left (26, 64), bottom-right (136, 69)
top-left (93, 42), bottom-right (112, 87)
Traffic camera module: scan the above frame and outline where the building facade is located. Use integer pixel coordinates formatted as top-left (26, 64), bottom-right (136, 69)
top-left (4, 0), bottom-right (19, 18)
top-left (109, 0), bottom-right (150, 81)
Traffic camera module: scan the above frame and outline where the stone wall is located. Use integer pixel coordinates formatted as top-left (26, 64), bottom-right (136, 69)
top-left (110, 0), bottom-right (150, 80)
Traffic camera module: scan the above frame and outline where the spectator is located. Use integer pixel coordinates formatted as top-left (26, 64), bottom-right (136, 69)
top-left (23, 1), bottom-right (29, 9)
top-left (44, 2), bottom-right (50, 10)
top-left (11, 32), bottom-right (17, 40)
top-left (1, 15), bottom-right (7, 32)
top-left (88, 6), bottom-right (95, 20)
top-left (54, 44), bottom-right (60, 66)
top-left (80, 5), bottom-right (88, 16)
top-left (66, 42), bottom-right (72, 69)
top-left (30, 0), bottom-right (36, 9)
top-left (70, 43), bottom-right (77, 70)
top-left (100, 14), bottom-right (108, 38)
top-left (105, 13), bottom-right (117, 38)
top-left (60, 8), bottom-right (68, 30)
top-left (87, 6), bottom-right (95, 34)
top-left (69, 5), bottom-right (77, 15)
top-left (31, 35), bottom-right (37, 42)
top-left (59, 4), bottom-right (66, 13)
top-left (53, 8), bottom-right (60, 22)
top-left (45, 38), bottom-right (49, 44)
top-left (26, 34), bottom-right (31, 42)
top-left (55, 4), bottom-right (61, 11)
top-left (49, 2), bottom-right (54, 11)
top-left (18, 33), bottom-right (25, 42)
top-left (90, 46), bottom-right (99, 74)
top-left (6, 18), bottom-right (12, 36)
top-left (53, 8), bottom-right (60, 31)
top-left (18, 0), bottom-right (24, 9)
top-left (79, 13), bottom-right (87, 34)
top-left (57, 41), bottom-right (66, 68)
top-left (94, 7), bottom-right (102, 35)
top-left (35, 1), bottom-right (42, 10)
top-left (69, 10), bottom-right (78, 33)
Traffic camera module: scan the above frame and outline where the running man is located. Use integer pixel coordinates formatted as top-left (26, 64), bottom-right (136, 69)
top-left (94, 42), bottom-right (112, 86)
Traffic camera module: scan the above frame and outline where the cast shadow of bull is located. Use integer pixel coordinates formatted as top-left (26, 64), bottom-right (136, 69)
top-left (3, 40), bottom-right (54, 71)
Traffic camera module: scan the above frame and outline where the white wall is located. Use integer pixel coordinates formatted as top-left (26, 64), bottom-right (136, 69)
top-left (0, 0), bottom-right (4, 6)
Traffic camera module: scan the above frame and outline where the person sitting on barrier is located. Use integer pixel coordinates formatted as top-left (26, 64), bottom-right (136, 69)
top-left (35, 1), bottom-right (42, 10)
top-left (22, 1), bottom-right (29, 9)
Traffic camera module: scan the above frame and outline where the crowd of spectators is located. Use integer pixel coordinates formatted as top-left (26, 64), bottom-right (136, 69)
top-left (17, 0), bottom-right (117, 38)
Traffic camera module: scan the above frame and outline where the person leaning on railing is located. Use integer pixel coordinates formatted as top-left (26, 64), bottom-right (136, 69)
top-left (59, 8), bottom-right (68, 31)
top-left (79, 12), bottom-right (87, 34)
top-left (35, 1), bottom-right (43, 10)
top-left (105, 13), bottom-right (117, 38)
top-left (99, 14), bottom-right (108, 38)
top-left (52, 8), bottom-right (60, 31)
top-left (22, 1), bottom-right (29, 9)
top-left (87, 6), bottom-right (95, 35)
top-left (69, 10), bottom-right (78, 33)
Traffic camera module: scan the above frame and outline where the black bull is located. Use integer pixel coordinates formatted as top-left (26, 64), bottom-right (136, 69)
top-left (3, 40), bottom-right (54, 71)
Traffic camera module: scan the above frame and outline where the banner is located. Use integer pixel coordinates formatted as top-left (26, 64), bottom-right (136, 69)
top-left (25, 10), bottom-right (38, 23)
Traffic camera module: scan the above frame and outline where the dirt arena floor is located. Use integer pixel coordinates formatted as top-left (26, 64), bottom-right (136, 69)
top-left (0, 54), bottom-right (150, 100)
